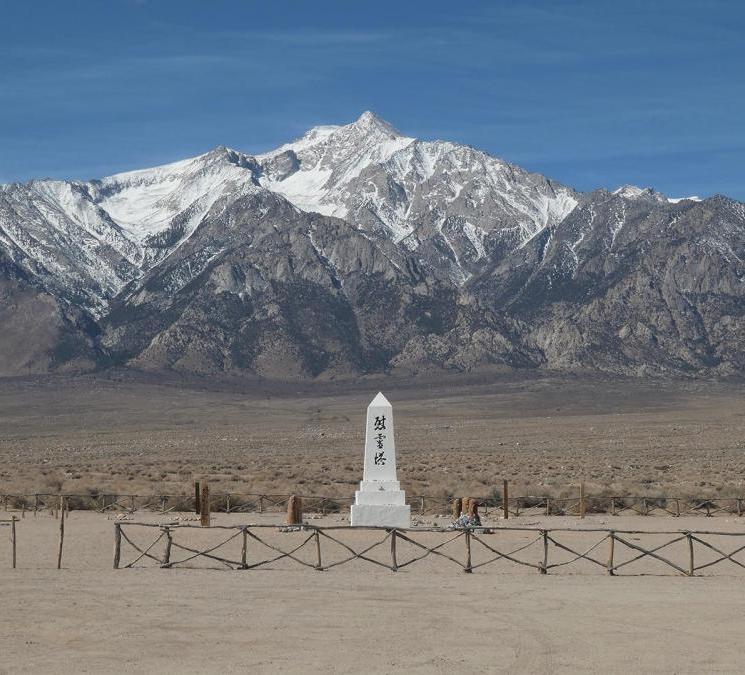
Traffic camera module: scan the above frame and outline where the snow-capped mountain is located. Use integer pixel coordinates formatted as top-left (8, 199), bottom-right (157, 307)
top-left (0, 112), bottom-right (743, 378)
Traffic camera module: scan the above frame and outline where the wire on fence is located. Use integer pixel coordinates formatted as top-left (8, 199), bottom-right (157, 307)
top-left (4, 493), bottom-right (745, 518)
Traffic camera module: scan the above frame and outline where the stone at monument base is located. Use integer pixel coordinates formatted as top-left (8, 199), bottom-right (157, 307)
top-left (350, 503), bottom-right (411, 528)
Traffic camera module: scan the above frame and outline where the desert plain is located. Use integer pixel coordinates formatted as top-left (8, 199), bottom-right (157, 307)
top-left (1, 370), bottom-right (745, 673)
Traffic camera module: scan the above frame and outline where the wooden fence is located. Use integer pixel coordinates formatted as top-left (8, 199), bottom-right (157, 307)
top-left (114, 522), bottom-right (745, 576)
top-left (0, 517), bottom-right (17, 568)
top-left (3, 492), bottom-right (745, 518)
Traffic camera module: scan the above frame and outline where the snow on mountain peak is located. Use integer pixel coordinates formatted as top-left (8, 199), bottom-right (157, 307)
top-left (96, 146), bottom-right (259, 244)
top-left (352, 110), bottom-right (401, 137)
top-left (613, 185), bottom-right (666, 202)
top-left (668, 195), bottom-right (702, 204)
top-left (256, 112), bottom-right (416, 218)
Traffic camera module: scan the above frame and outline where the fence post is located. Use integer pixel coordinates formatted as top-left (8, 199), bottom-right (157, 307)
top-left (579, 482), bottom-right (586, 519)
top-left (451, 497), bottom-right (462, 520)
top-left (130, 495), bottom-right (136, 513)
top-left (545, 497), bottom-right (550, 517)
top-left (737, 498), bottom-right (742, 517)
top-left (113, 523), bottom-right (122, 569)
top-left (540, 530), bottom-right (548, 574)
top-left (314, 530), bottom-right (322, 570)
top-left (57, 497), bottom-right (65, 569)
top-left (687, 533), bottom-right (694, 576)
top-left (705, 500), bottom-right (711, 517)
top-left (675, 498), bottom-right (680, 517)
top-left (11, 516), bottom-right (17, 569)
top-left (194, 481), bottom-right (201, 514)
top-left (420, 496), bottom-right (425, 516)
top-left (503, 480), bottom-right (509, 520)
top-left (200, 483), bottom-right (211, 527)
top-left (610, 497), bottom-right (616, 516)
top-left (259, 496), bottom-right (264, 514)
top-left (286, 495), bottom-right (302, 525)
top-left (607, 532), bottom-right (615, 575)
top-left (464, 530), bottom-right (472, 573)
top-left (642, 498), bottom-right (648, 516)
top-left (226, 494), bottom-right (231, 513)
top-left (241, 527), bottom-right (248, 569)
top-left (34, 494), bottom-right (39, 517)
top-left (162, 527), bottom-right (173, 568)
top-left (390, 529), bottom-right (398, 572)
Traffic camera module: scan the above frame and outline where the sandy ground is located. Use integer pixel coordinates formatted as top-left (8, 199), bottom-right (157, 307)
top-left (2, 511), bottom-right (745, 673)
top-left (2, 371), bottom-right (745, 672)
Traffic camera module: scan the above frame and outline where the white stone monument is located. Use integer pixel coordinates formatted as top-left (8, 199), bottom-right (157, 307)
top-left (350, 392), bottom-right (411, 528)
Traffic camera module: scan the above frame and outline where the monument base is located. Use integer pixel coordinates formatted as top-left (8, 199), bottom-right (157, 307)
top-left (350, 503), bottom-right (411, 528)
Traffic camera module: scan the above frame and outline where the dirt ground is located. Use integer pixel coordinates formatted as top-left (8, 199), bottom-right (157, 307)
top-left (0, 370), bottom-right (744, 501)
top-left (2, 511), bottom-right (745, 673)
top-left (2, 371), bottom-right (745, 672)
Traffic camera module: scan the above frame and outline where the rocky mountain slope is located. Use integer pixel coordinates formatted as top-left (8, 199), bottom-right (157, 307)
top-left (0, 112), bottom-right (742, 378)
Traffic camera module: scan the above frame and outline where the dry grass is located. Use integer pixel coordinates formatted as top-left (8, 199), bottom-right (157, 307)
top-left (0, 370), bottom-right (744, 502)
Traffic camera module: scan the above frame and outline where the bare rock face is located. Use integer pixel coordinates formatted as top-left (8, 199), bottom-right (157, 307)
top-left (0, 112), bottom-right (743, 378)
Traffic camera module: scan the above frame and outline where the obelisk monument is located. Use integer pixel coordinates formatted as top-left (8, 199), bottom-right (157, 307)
top-left (350, 392), bottom-right (411, 528)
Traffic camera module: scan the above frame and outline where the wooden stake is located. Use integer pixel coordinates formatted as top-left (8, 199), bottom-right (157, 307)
top-left (607, 532), bottom-right (615, 576)
top-left (610, 497), bottom-right (616, 516)
top-left (162, 527), bottom-right (172, 568)
top-left (503, 480), bottom-right (509, 520)
top-left (34, 494), bottom-right (39, 517)
top-left (464, 530), bottom-right (472, 573)
top-left (687, 533), bottom-right (694, 576)
top-left (200, 483), bottom-right (210, 527)
top-left (314, 530), bottom-right (322, 570)
top-left (194, 481), bottom-right (201, 514)
top-left (11, 516), bottom-right (16, 569)
top-left (579, 482), bottom-right (586, 519)
top-left (420, 496), bottom-right (425, 515)
top-left (241, 528), bottom-right (248, 569)
top-left (390, 529), bottom-right (398, 571)
top-left (541, 530), bottom-right (548, 574)
top-left (57, 497), bottom-right (65, 569)
top-left (675, 498), bottom-right (680, 517)
top-left (545, 497), bottom-right (550, 517)
top-left (113, 523), bottom-right (122, 569)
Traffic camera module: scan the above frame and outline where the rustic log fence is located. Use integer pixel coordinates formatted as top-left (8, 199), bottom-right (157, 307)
top-left (1, 517), bottom-right (17, 568)
top-left (113, 522), bottom-right (745, 576)
top-left (3, 492), bottom-right (745, 518)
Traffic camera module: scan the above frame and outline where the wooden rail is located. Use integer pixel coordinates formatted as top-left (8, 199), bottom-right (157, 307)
top-left (4, 492), bottom-right (745, 518)
top-left (113, 522), bottom-right (745, 576)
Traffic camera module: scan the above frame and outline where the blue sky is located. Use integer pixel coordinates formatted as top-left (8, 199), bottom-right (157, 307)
top-left (2, 0), bottom-right (744, 199)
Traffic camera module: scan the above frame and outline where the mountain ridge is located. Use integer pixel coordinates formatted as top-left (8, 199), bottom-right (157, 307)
top-left (0, 112), bottom-right (742, 379)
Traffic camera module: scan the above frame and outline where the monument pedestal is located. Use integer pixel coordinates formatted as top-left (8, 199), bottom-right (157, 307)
top-left (350, 393), bottom-right (411, 529)
top-left (350, 480), bottom-right (411, 528)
